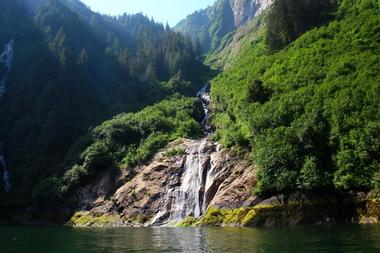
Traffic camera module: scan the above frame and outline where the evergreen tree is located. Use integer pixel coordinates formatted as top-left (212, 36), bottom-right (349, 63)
top-left (266, 0), bottom-right (336, 51)
top-left (118, 48), bottom-right (131, 75)
top-left (76, 48), bottom-right (88, 65)
top-left (50, 27), bottom-right (70, 65)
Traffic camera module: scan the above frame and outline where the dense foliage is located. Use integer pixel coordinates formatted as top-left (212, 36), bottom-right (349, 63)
top-left (0, 0), bottom-right (207, 207)
top-left (34, 96), bottom-right (203, 204)
top-left (266, 0), bottom-right (337, 50)
top-left (211, 0), bottom-right (380, 195)
top-left (1, 0), bottom-right (378, 220)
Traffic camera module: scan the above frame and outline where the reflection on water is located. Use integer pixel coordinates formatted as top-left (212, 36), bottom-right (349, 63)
top-left (0, 224), bottom-right (380, 253)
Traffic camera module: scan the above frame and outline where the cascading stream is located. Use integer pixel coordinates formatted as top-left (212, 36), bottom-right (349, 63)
top-left (170, 139), bottom-right (209, 220)
top-left (0, 40), bottom-right (14, 192)
top-left (0, 144), bottom-right (10, 192)
top-left (152, 83), bottom-right (218, 226)
top-left (0, 40), bottom-right (14, 97)
top-left (197, 84), bottom-right (211, 132)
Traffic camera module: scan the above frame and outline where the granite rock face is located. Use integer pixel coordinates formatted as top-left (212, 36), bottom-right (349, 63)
top-left (175, 0), bottom-right (273, 52)
top-left (230, 0), bottom-right (273, 28)
top-left (70, 138), bottom-right (380, 228)
top-left (71, 138), bottom-right (256, 227)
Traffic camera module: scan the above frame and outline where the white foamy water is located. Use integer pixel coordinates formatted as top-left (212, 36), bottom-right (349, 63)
top-left (0, 39), bottom-right (14, 192)
top-left (0, 40), bottom-right (14, 97)
top-left (0, 144), bottom-right (10, 192)
top-left (151, 84), bottom-right (219, 226)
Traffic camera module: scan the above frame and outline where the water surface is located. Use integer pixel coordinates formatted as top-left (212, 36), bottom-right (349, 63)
top-left (1, 224), bottom-right (380, 252)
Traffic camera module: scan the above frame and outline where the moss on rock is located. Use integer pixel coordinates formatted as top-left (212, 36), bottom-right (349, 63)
top-left (189, 207), bottom-right (258, 227)
top-left (68, 211), bottom-right (121, 227)
top-left (192, 193), bottom-right (380, 227)
top-left (176, 216), bottom-right (197, 227)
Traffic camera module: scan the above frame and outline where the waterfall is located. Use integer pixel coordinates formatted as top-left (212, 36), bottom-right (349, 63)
top-left (170, 139), bottom-right (209, 219)
top-left (152, 84), bottom-right (219, 226)
top-left (197, 84), bottom-right (211, 132)
top-left (0, 40), bottom-right (14, 192)
top-left (152, 139), bottom-right (215, 226)
top-left (0, 40), bottom-right (14, 97)
top-left (0, 144), bottom-right (10, 192)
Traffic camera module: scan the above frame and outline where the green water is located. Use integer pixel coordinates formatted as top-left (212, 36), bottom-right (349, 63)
top-left (0, 224), bottom-right (379, 253)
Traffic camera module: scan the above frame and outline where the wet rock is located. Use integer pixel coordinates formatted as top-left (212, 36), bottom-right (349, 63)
top-left (71, 138), bottom-right (380, 228)
top-left (73, 138), bottom-right (256, 227)
top-left (208, 150), bottom-right (256, 209)
top-left (76, 170), bottom-right (118, 211)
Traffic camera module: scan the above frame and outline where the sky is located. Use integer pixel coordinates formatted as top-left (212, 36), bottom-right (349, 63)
top-left (80, 0), bottom-right (216, 26)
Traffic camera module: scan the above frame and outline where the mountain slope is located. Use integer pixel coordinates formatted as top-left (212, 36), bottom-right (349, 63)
top-left (37, 0), bottom-right (380, 224)
top-left (1, 0), bottom-right (379, 226)
top-left (205, 9), bottom-right (267, 68)
top-left (211, 0), bottom-right (380, 194)
top-left (175, 0), bottom-right (272, 53)
top-left (0, 0), bottom-right (206, 210)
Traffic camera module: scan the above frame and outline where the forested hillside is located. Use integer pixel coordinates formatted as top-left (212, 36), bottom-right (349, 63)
top-left (0, 0), bottom-right (379, 225)
top-left (33, 96), bottom-right (204, 209)
top-left (211, 0), bottom-right (380, 194)
top-left (0, 0), bottom-right (206, 211)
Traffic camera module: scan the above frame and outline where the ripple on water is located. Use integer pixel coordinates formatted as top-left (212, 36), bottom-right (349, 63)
top-left (0, 224), bottom-right (380, 253)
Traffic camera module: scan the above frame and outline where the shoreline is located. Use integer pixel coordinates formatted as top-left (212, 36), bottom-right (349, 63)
top-left (3, 190), bottom-right (377, 228)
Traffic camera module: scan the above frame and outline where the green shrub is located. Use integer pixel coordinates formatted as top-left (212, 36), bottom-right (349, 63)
top-left (163, 148), bottom-right (186, 158)
top-left (266, 0), bottom-right (337, 50)
top-left (374, 172), bottom-right (380, 189)
top-left (60, 96), bottom-right (202, 192)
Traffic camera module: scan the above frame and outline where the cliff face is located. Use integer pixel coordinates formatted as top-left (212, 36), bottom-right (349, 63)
top-left (175, 0), bottom-right (272, 52)
top-left (69, 138), bottom-right (257, 227)
top-left (229, 0), bottom-right (272, 28)
top-left (69, 138), bottom-right (380, 227)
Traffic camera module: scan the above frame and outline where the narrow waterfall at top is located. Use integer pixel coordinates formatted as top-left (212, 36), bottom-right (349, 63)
top-left (0, 40), bottom-right (14, 97)
top-left (0, 144), bottom-right (10, 192)
top-left (0, 40), bottom-right (14, 192)
top-left (197, 84), bottom-right (211, 132)
top-left (152, 83), bottom-right (220, 226)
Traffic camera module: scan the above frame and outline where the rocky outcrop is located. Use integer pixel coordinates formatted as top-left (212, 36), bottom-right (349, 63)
top-left (177, 191), bottom-right (380, 227)
top-left (229, 0), bottom-right (272, 28)
top-left (70, 138), bottom-right (256, 227)
top-left (357, 191), bottom-right (380, 224)
top-left (69, 137), bottom-right (380, 228)
top-left (207, 149), bottom-right (257, 209)
top-left (175, 0), bottom-right (273, 53)
top-left (206, 12), bottom-right (266, 69)
top-left (68, 83), bottom-right (379, 228)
